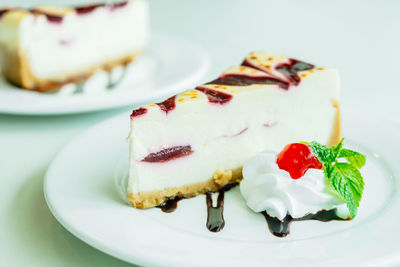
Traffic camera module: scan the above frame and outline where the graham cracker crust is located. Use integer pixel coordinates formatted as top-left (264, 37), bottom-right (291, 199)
top-left (1, 49), bottom-right (141, 92)
top-left (128, 168), bottom-right (243, 209)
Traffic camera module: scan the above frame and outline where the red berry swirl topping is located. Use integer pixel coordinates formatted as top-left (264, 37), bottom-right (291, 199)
top-left (206, 74), bottom-right (289, 90)
top-left (129, 53), bottom-right (316, 118)
top-left (156, 96), bottom-right (176, 113)
top-left (275, 59), bottom-right (314, 86)
top-left (130, 107), bottom-right (147, 120)
top-left (276, 143), bottom-right (322, 179)
top-left (195, 87), bottom-right (233, 105)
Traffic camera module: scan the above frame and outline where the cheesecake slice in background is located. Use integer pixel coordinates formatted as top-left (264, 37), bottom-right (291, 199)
top-left (127, 51), bottom-right (341, 208)
top-left (0, 0), bottom-right (149, 91)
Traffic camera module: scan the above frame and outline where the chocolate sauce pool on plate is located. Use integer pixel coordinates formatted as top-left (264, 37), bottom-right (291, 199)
top-left (156, 183), bottom-right (237, 233)
top-left (262, 209), bottom-right (350, 237)
top-left (156, 183), bottom-right (348, 237)
top-left (157, 196), bottom-right (183, 213)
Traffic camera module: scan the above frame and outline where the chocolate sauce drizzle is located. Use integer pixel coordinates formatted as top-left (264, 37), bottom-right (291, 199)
top-left (73, 80), bottom-right (86, 94)
top-left (155, 183), bottom-right (348, 237)
top-left (262, 209), bottom-right (349, 237)
top-left (107, 66), bottom-right (127, 89)
top-left (155, 183), bottom-right (237, 233)
top-left (206, 192), bottom-right (225, 232)
top-left (157, 196), bottom-right (183, 213)
top-left (205, 183), bottom-right (238, 232)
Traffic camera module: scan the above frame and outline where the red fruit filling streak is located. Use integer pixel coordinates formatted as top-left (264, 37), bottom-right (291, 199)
top-left (276, 143), bottom-right (322, 179)
top-left (142, 145), bottom-right (193, 163)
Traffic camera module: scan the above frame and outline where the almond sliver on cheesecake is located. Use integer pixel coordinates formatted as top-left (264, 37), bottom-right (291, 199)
top-left (128, 52), bottom-right (341, 208)
top-left (0, 0), bottom-right (149, 91)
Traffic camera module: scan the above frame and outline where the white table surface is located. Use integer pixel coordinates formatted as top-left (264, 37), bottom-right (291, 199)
top-left (1, 0), bottom-right (400, 266)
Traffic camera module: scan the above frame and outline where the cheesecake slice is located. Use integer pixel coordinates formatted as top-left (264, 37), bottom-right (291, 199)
top-left (0, 0), bottom-right (149, 91)
top-left (128, 52), bottom-right (341, 208)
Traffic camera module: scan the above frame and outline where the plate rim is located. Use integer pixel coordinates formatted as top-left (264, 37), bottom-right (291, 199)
top-left (43, 108), bottom-right (400, 266)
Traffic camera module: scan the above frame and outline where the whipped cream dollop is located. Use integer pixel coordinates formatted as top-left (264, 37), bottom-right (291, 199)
top-left (240, 151), bottom-right (349, 220)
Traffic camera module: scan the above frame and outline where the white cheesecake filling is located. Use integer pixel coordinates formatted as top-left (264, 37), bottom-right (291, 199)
top-left (17, 0), bottom-right (149, 78)
top-left (128, 69), bottom-right (340, 194)
top-left (240, 151), bottom-right (349, 220)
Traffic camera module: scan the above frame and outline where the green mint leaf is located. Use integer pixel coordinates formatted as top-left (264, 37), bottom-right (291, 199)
top-left (306, 139), bottom-right (366, 218)
top-left (327, 162), bottom-right (364, 218)
top-left (309, 141), bottom-right (335, 165)
top-left (331, 138), bottom-right (344, 159)
top-left (338, 149), bottom-right (366, 169)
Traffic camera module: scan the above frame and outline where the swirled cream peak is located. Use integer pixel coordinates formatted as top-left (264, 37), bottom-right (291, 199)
top-left (240, 151), bottom-right (349, 220)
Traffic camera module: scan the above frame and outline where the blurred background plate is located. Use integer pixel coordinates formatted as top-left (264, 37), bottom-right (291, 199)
top-left (0, 33), bottom-right (209, 115)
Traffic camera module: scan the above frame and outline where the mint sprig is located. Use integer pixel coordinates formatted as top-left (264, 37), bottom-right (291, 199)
top-left (338, 149), bottom-right (366, 169)
top-left (308, 139), bottom-right (366, 218)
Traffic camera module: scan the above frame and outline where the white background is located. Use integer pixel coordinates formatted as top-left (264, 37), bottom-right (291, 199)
top-left (1, 0), bottom-right (399, 266)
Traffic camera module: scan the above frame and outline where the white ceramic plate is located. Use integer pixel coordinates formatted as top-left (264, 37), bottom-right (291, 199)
top-left (0, 34), bottom-right (209, 115)
top-left (44, 109), bottom-right (400, 267)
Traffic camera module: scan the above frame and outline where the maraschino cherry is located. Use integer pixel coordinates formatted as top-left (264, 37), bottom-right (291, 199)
top-left (276, 143), bottom-right (322, 179)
